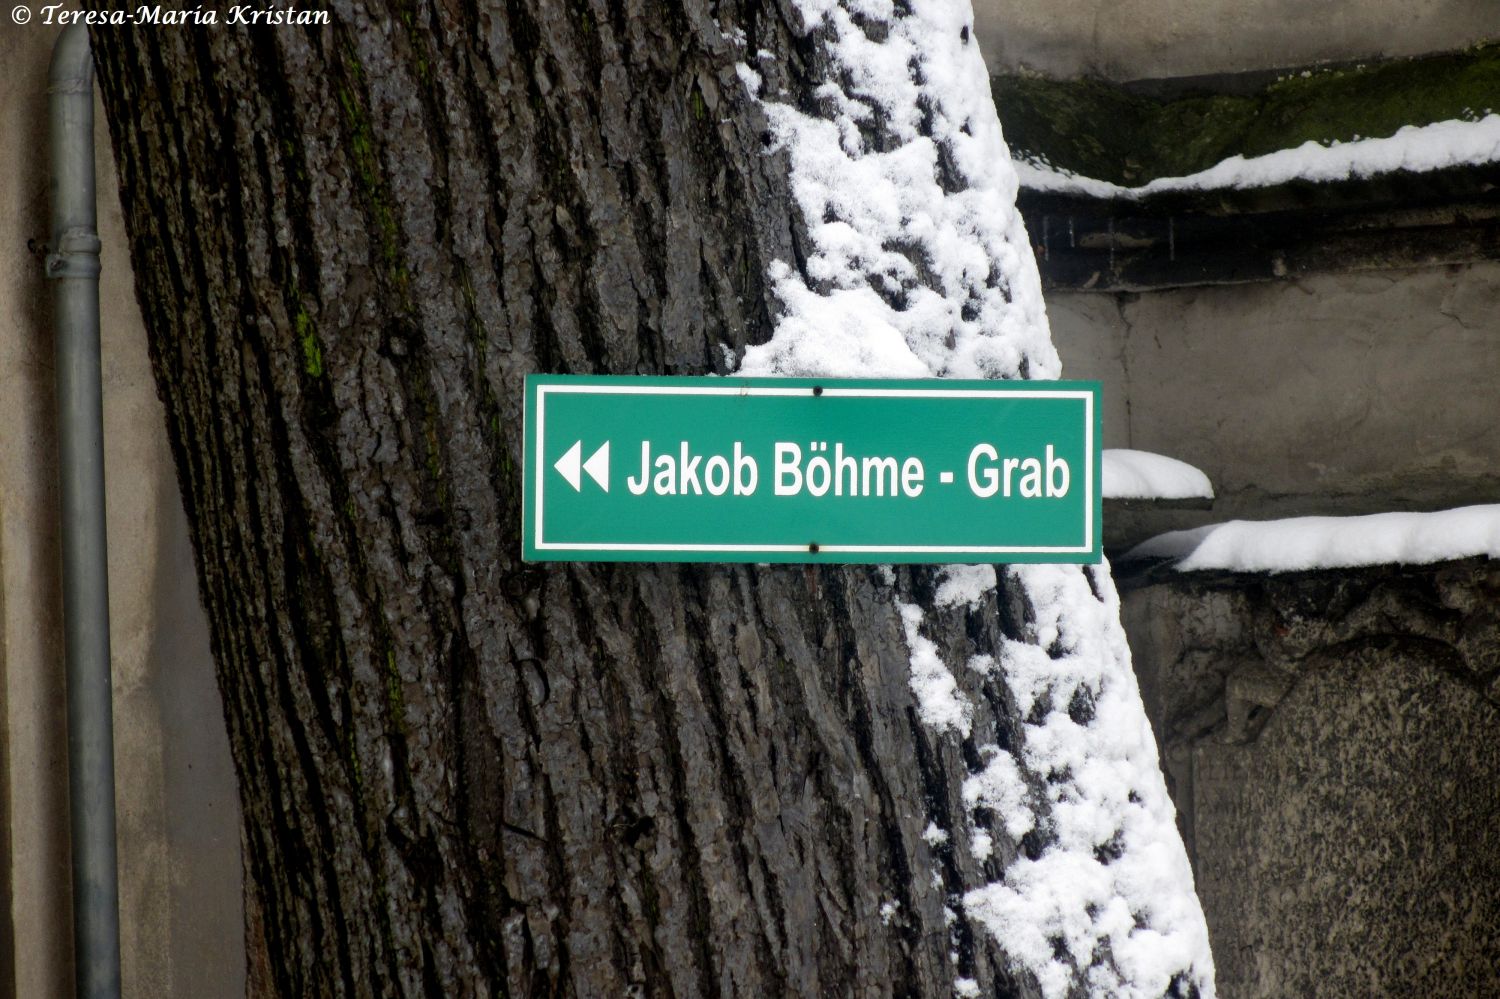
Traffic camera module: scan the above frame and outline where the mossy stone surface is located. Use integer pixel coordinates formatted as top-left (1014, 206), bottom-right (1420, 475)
top-left (995, 45), bottom-right (1500, 186)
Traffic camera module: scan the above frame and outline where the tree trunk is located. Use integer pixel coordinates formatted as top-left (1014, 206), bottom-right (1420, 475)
top-left (91, 3), bottom-right (1211, 997)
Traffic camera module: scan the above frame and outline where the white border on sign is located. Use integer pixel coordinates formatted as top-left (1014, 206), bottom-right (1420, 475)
top-left (533, 384), bottom-right (1095, 555)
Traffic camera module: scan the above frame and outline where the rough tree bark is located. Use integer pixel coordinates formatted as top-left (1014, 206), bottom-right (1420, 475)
top-left (91, 3), bottom-right (1207, 997)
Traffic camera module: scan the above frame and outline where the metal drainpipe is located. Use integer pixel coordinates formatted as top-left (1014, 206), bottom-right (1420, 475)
top-left (46, 24), bottom-right (123, 999)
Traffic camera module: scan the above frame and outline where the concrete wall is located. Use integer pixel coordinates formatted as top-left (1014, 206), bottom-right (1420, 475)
top-left (1050, 264), bottom-right (1500, 548)
top-left (973, 0), bottom-right (1499, 81)
top-left (0, 22), bottom-right (244, 999)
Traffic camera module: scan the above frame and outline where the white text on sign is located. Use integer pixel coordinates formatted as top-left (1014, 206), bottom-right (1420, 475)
top-left (621, 441), bottom-right (1071, 499)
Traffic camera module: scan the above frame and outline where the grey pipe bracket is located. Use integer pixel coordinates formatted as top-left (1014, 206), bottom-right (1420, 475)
top-left (46, 228), bottom-right (102, 280)
top-left (48, 75), bottom-right (94, 97)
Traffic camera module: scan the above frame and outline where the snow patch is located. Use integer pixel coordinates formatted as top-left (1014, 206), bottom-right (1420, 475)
top-left (1103, 450), bottom-right (1214, 501)
top-left (924, 822), bottom-right (951, 847)
top-left (1017, 114), bottom-right (1500, 199)
top-left (1015, 160), bottom-right (1134, 200)
top-left (735, 62), bottom-right (763, 96)
top-left (935, 564), bottom-right (998, 609)
top-left (1125, 504), bottom-right (1500, 573)
top-left (898, 602), bottom-right (972, 735)
top-left (739, 1), bottom-right (1058, 381)
top-left (958, 564), bottom-right (1211, 998)
top-left (963, 747), bottom-right (1034, 840)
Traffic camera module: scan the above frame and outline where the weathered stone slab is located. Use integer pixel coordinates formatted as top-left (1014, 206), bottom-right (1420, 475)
top-left (1121, 559), bottom-right (1500, 998)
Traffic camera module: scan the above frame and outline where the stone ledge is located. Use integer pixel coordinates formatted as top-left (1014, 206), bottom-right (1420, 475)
top-left (994, 46), bottom-right (1500, 188)
top-left (1019, 166), bottom-right (1500, 290)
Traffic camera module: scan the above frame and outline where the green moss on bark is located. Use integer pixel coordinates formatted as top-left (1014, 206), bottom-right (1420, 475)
top-left (336, 47), bottom-right (413, 304)
top-left (296, 307), bottom-right (324, 378)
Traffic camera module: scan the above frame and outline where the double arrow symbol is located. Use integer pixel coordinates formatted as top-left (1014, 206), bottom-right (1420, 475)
top-left (554, 440), bottom-right (610, 492)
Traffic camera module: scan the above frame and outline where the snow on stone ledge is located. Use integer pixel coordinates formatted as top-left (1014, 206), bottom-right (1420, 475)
top-left (1103, 450), bottom-right (1213, 501)
top-left (1017, 114), bottom-right (1500, 199)
top-left (1123, 505), bottom-right (1500, 573)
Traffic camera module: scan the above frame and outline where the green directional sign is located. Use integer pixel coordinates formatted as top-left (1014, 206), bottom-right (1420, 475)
top-left (523, 376), bottom-right (1101, 564)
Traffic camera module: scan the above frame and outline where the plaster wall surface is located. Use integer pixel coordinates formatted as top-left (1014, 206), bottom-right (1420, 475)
top-left (0, 21), bottom-right (244, 999)
top-left (1050, 264), bottom-right (1500, 547)
top-left (972, 0), bottom-right (1498, 81)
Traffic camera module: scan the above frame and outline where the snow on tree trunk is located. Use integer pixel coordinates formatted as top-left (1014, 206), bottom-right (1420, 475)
top-left (741, 4), bottom-right (1215, 996)
top-left (91, 0), bottom-right (1212, 996)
